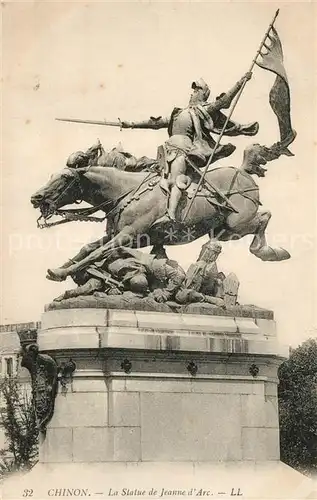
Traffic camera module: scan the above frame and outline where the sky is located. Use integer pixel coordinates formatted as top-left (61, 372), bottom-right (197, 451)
top-left (1, 1), bottom-right (316, 347)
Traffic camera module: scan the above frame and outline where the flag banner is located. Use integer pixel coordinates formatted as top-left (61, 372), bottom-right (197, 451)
top-left (256, 27), bottom-right (296, 156)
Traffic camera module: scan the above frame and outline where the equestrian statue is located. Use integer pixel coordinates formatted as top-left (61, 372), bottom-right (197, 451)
top-left (31, 11), bottom-right (297, 302)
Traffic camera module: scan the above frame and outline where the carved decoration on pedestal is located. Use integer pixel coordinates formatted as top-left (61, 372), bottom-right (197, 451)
top-left (17, 328), bottom-right (59, 433)
top-left (121, 359), bottom-right (132, 374)
top-left (249, 363), bottom-right (260, 377)
top-left (59, 359), bottom-right (77, 395)
top-left (187, 361), bottom-right (198, 376)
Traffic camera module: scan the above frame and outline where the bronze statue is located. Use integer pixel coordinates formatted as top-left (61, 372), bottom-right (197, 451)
top-left (57, 73), bottom-right (260, 223)
top-left (118, 72), bottom-right (258, 222)
top-left (66, 139), bottom-right (158, 173)
top-left (54, 246), bottom-right (186, 304)
top-left (51, 240), bottom-right (240, 311)
top-left (175, 241), bottom-right (226, 307)
top-left (30, 140), bottom-right (292, 285)
top-left (66, 140), bottom-right (104, 169)
top-left (31, 10), bottom-right (297, 303)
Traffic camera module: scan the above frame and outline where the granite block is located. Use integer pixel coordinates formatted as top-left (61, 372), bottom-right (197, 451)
top-left (48, 392), bottom-right (108, 428)
top-left (108, 392), bottom-right (140, 427)
top-left (40, 428), bottom-right (73, 463)
top-left (242, 427), bottom-right (280, 460)
top-left (140, 392), bottom-right (242, 461)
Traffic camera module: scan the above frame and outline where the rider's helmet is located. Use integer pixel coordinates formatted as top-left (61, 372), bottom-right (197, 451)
top-left (191, 78), bottom-right (211, 101)
top-left (66, 151), bottom-right (89, 169)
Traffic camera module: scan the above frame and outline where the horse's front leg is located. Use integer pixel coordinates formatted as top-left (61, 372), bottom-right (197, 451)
top-left (218, 210), bottom-right (290, 261)
top-left (47, 226), bottom-right (136, 281)
top-left (249, 211), bottom-right (290, 261)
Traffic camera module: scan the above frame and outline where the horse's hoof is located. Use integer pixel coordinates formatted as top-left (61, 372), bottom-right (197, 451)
top-left (252, 246), bottom-right (291, 262)
top-left (274, 247), bottom-right (291, 261)
top-left (263, 247), bottom-right (291, 261)
top-left (46, 268), bottom-right (68, 282)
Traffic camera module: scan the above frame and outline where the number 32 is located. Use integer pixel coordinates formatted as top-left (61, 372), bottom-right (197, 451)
top-left (23, 489), bottom-right (33, 497)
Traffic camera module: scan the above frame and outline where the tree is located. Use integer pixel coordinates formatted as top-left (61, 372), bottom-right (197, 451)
top-left (278, 337), bottom-right (317, 476)
top-left (0, 377), bottom-right (38, 478)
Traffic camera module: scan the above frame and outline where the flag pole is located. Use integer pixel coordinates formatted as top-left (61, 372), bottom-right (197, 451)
top-left (181, 9), bottom-right (280, 222)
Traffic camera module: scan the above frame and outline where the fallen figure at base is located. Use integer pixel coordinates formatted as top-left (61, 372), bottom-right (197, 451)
top-left (52, 242), bottom-right (239, 310)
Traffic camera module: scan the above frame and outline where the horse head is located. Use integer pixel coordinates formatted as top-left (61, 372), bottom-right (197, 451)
top-left (241, 131), bottom-right (297, 178)
top-left (30, 167), bottom-right (87, 222)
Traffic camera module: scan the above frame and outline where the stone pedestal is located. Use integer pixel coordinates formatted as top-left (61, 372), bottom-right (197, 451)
top-left (3, 308), bottom-right (315, 499)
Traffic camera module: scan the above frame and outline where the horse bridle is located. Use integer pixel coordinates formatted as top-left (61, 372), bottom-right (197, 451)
top-left (56, 167), bottom-right (85, 205)
top-left (36, 167), bottom-right (135, 229)
top-left (36, 168), bottom-right (87, 228)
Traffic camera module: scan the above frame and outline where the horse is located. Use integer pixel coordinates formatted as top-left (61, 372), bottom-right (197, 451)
top-left (30, 148), bottom-right (290, 282)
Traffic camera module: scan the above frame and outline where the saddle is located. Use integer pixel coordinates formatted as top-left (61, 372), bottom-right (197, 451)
top-left (156, 144), bottom-right (236, 213)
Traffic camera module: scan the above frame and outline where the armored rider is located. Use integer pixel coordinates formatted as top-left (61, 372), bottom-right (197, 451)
top-left (120, 72), bottom-right (258, 222)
